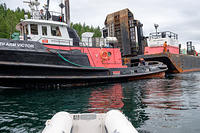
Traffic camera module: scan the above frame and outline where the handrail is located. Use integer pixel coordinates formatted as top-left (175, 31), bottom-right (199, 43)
top-left (37, 37), bottom-right (72, 45)
top-left (37, 37), bottom-right (114, 48)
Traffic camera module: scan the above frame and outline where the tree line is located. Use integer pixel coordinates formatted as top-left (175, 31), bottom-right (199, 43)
top-left (0, 3), bottom-right (26, 38)
top-left (0, 3), bottom-right (102, 39)
top-left (70, 23), bottom-right (102, 39)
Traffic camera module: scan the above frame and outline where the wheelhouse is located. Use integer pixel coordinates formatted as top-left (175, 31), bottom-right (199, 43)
top-left (16, 19), bottom-right (80, 46)
top-left (148, 31), bottom-right (179, 47)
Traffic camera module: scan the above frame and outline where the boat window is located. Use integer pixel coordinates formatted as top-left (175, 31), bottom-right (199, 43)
top-left (25, 25), bottom-right (28, 35)
top-left (42, 26), bottom-right (47, 36)
top-left (30, 24), bottom-right (38, 35)
top-left (51, 26), bottom-right (61, 36)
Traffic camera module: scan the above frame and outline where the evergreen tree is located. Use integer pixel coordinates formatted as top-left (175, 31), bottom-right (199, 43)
top-left (0, 3), bottom-right (26, 39)
top-left (0, 3), bottom-right (102, 39)
top-left (70, 23), bottom-right (102, 39)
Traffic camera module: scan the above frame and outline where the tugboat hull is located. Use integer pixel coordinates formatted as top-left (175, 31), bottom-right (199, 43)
top-left (0, 39), bottom-right (167, 89)
top-left (0, 69), bottom-right (166, 89)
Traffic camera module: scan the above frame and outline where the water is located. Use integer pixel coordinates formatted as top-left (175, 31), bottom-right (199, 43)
top-left (1, 73), bottom-right (200, 133)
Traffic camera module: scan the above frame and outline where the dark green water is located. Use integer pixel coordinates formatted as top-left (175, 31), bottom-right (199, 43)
top-left (1, 73), bottom-right (200, 133)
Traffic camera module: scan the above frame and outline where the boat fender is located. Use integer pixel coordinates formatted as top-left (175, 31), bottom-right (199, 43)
top-left (105, 110), bottom-right (138, 133)
top-left (42, 112), bottom-right (72, 133)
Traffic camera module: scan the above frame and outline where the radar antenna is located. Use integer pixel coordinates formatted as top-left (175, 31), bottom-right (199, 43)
top-left (154, 24), bottom-right (159, 37)
top-left (23, 0), bottom-right (41, 19)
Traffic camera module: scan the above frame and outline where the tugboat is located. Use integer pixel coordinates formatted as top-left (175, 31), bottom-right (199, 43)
top-left (42, 110), bottom-right (138, 133)
top-left (0, 0), bottom-right (167, 88)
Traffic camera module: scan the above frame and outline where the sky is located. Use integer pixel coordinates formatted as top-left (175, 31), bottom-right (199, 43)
top-left (1, 0), bottom-right (200, 51)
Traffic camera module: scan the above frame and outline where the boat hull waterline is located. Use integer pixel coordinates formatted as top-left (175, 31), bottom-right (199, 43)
top-left (0, 68), bottom-right (166, 88)
top-left (0, 39), bottom-right (167, 89)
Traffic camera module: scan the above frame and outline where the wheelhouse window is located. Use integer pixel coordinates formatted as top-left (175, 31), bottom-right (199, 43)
top-left (42, 26), bottom-right (47, 36)
top-left (30, 24), bottom-right (38, 35)
top-left (25, 25), bottom-right (28, 35)
top-left (51, 26), bottom-right (61, 36)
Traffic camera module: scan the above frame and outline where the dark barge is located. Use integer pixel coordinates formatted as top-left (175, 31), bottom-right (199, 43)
top-left (129, 31), bottom-right (200, 74)
top-left (130, 53), bottom-right (200, 74)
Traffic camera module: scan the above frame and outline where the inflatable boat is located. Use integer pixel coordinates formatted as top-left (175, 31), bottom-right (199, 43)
top-left (42, 110), bottom-right (138, 133)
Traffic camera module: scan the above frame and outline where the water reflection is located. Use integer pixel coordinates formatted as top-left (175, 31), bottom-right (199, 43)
top-left (138, 73), bottom-right (200, 133)
top-left (88, 83), bottom-right (149, 128)
top-left (121, 81), bottom-right (149, 128)
top-left (1, 73), bottom-right (200, 133)
top-left (142, 78), bottom-right (185, 110)
top-left (89, 84), bottom-right (124, 113)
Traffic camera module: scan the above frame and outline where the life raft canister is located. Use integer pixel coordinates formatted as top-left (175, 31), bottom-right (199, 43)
top-left (42, 39), bottom-right (48, 43)
top-left (100, 49), bottom-right (111, 61)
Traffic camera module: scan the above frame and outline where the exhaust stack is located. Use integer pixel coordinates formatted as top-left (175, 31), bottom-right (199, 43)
top-left (65, 0), bottom-right (70, 25)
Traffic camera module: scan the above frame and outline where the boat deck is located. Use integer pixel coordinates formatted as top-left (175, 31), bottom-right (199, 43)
top-left (71, 113), bottom-right (106, 133)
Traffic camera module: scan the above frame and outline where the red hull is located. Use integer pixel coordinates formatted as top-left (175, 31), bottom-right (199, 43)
top-left (144, 45), bottom-right (179, 55)
top-left (44, 45), bottom-right (127, 68)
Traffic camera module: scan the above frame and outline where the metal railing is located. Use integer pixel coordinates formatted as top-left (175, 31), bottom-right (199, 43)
top-left (149, 31), bottom-right (178, 40)
top-left (37, 36), bottom-right (119, 49)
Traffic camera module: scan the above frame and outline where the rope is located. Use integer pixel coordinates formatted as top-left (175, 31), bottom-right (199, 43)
top-left (57, 51), bottom-right (103, 68)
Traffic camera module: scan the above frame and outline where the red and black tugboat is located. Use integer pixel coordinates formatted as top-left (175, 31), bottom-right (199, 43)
top-left (0, 0), bottom-right (167, 88)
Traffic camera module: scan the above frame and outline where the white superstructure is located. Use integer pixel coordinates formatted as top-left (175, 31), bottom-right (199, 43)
top-left (16, 19), bottom-right (74, 46)
top-left (16, 0), bottom-right (79, 46)
top-left (148, 31), bottom-right (179, 47)
top-left (16, 0), bottom-right (117, 48)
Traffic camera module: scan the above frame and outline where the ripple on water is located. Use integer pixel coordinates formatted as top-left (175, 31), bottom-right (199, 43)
top-left (1, 73), bottom-right (200, 133)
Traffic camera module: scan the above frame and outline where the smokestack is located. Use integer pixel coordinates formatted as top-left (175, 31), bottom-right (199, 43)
top-left (65, 0), bottom-right (70, 26)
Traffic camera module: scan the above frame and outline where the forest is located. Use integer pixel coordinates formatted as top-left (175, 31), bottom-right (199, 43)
top-left (70, 23), bottom-right (102, 39)
top-left (0, 3), bottom-right (101, 39)
top-left (0, 3), bottom-right (26, 38)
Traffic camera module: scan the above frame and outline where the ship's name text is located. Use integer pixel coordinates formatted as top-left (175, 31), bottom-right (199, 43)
top-left (0, 42), bottom-right (35, 49)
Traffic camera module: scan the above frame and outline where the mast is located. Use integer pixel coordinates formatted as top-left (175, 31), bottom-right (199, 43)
top-left (59, 0), bottom-right (65, 22)
top-left (65, 0), bottom-right (70, 25)
top-left (46, 0), bottom-right (50, 20)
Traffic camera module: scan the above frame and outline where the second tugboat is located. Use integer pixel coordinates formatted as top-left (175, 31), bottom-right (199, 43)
top-left (0, 0), bottom-right (167, 88)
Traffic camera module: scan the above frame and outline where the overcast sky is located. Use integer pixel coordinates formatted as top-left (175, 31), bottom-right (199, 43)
top-left (1, 0), bottom-right (200, 50)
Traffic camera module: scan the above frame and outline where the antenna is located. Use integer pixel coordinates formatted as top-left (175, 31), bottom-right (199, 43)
top-left (45, 0), bottom-right (50, 20)
top-left (23, 0), bottom-right (40, 19)
top-left (34, 0), bottom-right (40, 10)
top-left (23, 0), bottom-right (40, 10)
top-left (59, 0), bottom-right (65, 22)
